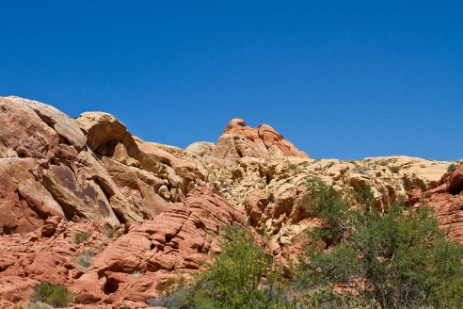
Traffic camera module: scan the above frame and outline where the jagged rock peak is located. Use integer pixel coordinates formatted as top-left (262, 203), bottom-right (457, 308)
top-left (186, 118), bottom-right (310, 164)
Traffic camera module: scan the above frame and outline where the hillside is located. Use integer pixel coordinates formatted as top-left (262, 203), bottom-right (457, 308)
top-left (0, 96), bottom-right (462, 308)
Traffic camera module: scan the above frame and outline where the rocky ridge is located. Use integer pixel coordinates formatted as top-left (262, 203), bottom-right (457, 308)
top-left (0, 96), bottom-right (460, 307)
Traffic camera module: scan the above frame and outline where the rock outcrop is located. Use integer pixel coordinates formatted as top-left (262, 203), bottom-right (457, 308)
top-left (0, 97), bottom-right (125, 233)
top-left (0, 97), bottom-right (210, 235)
top-left (0, 186), bottom-right (243, 308)
top-left (0, 95), bottom-right (461, 308)
top-left (409, 163), bottom-right (463, 243)
top-left (186, 118), bottom-right (309, 164)
top-left (207, 155), bottom-right (452, 244)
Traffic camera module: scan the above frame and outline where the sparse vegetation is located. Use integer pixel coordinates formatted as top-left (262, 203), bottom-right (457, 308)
top-left (75, 249), bottom-right (96, 270)
top-left (376, 171), bottom-right (382, 177)
top-left (388, 165), bottom-right (401, 173)
top-left (269, 192), bottom-right (276, 203)
top-left (148, 226), bottom-right (294, 308)
top-left (30, 283), bottom-right (72, 308)
top-left (448, 163), bottom-right (458, 173)
top-left (298, 179), bottom-right (463, 308)
top-left (103, 226), bottom-right (121, 239)
top-left (288, 164), bottom-right (298, 171)
top-left (73, 231), bottom-right (90, 244)
top-left (146, 178), bottom-right (463, 309)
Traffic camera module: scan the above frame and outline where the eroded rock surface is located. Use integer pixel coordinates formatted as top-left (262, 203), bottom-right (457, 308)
top-left (0, 186), bottom-right (242, 308)
top-left (410, 163), bottom-right (463, 242)
top-left (0, 97), bottom-right (126, 233)
top-left (187, 118), bottom-right (309, 164)
top-left (0, 96), bottom-right (461, 308)
top-left (0, 97), bottom-right (211, 234)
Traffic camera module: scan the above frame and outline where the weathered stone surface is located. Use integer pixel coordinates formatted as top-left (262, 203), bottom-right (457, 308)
top-left (1, 95), bottom-right (462, 308)
top-left (185, 141), bottom-right (215, 157)
top-left (0, 97), bottom-right (146, 232)
top-left (410, 163), bottom-right (463, 243)
top-left (209, 155), bottom-right (453, 244)
top-left (0, 185), bottom-right (242, 307)
top-left (187, 118), bottom-right (309, 164)
top-left (0, 97), bottom-right (213, 234)
top-left (8, 96), bottom-right (87, 149)
top-left (70, 186), bottom-right (242, 305)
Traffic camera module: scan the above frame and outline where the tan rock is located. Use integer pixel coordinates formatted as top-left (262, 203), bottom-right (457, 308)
top-left (8, 96), bottom-right (87, 149)
top-left (185, 141), bottom-right (215, 157)
top-left (77, 112), bottom-right (130, 153)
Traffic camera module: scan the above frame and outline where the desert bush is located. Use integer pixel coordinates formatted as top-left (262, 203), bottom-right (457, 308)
top-left (288, 164), bottom-right (298, 171)
top-left (448, 163), bottom-right (458, 173)
top-left (388, 165), bottom-right (401, 173)
top-left (103, 226), bottom-right (121, 239)
top-left (30, 283), bottom-right (72, 308)
top-left (73, 231), bottom-right (90, 244)
top-left (149, 226), bottom-right (294, 308)
top-left (298, 179), bottom-right (463, 309)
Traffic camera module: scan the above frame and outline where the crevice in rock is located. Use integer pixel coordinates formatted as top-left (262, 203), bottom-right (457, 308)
top-left (165, 211), bottom-right (192, 243)
top-left (93, 177), bottom-right (114, 204)
top-left (112, 209), bottom-right (126, 224)
top-left (33, 109), bottom-right (72, 146)
top-left (103, 277), bottom-right (119, 295)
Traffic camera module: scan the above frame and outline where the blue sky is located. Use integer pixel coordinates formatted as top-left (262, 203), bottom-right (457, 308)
top-left (1, 1), bottom-right (462, 160)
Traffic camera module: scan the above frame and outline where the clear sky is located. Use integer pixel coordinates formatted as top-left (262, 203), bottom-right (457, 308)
top-left (1, 1), bottom-right (462, 161)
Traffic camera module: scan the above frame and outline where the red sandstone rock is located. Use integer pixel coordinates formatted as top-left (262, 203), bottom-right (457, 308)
top-left (187, 118), bottom-right (309, 164)
top-left (70, 185), bottom-right (243, 305)
top-left (414, 163), bottom-right (463, 242)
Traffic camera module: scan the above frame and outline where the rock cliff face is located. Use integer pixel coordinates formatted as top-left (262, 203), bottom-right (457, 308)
top-left (0, 96), bottom-right (460, 308)
top-left (0, 96), bottom-right (210, 235)
top-left (408, 164), bottom-right (463, 242)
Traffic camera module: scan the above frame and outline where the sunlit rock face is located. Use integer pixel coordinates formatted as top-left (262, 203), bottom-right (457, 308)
top-left (186, 118), bottom-right (310, 165)
top-left (0, 96), bottom-right (459, 307)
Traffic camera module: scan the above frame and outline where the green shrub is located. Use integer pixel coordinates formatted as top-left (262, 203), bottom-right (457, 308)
top-left (74, 231), bottom-right (90, 244)
top-left (448, 163), bottom-right (458, 173)
top-left (298, 180), bottom-right (463, 309)
top-left (150, 226), bottom-right (294, 308)
top-left (103, 226), bottom-right (120, 239)
top-left (375, 171), bottom-right (382, 177)
top-left (304, 177), bottom-right (351, 245)
top-left (269, 192), bottom-right (276, 203)
top-left (388, 165), bottom-right (400, 173)
top-left (288, 164), bottom-right (298, 171)
top-left (30, 283), bottom-right (72, 308)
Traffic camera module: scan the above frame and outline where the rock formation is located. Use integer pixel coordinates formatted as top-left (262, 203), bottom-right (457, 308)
top-left (0, 96), bottom-right (209, 235)
top-left (0, 186), bottom-right (242, 308)
top-left (409, 163), bottom-right (463, 242)
top-left (0, 95), bottom-right (460, 308)
top-left (186, 118), bottom-right (309, 164)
